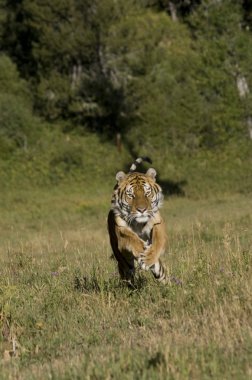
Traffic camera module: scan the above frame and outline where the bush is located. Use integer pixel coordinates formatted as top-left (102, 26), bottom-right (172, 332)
top-left (0, 55), bottom-right (41, 157)
top-left (0, 54), bottom-right (31, 102)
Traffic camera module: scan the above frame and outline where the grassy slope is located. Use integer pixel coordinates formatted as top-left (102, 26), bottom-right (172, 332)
top-left (0, 184), bottom-right (251, 379)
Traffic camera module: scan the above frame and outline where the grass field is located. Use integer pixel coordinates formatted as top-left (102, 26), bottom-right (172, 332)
top-left (0, 185), bottom-right (252, 379)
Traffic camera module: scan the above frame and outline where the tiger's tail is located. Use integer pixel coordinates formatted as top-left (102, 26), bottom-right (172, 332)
top-left (129, 156), bottom-right (152, 172)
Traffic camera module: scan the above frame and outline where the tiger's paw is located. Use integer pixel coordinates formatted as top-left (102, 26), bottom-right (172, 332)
top-left (138, 247), bottom-right (157, 269)
top-left (137, 248), bottom-right (153, 270)
top-left (137, 256), bottom-right (150, 271)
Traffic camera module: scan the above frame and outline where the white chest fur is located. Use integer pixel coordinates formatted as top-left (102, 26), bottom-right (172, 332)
top-left (114, 211), bottom-right (162, 246)
top-left (131, 220), bottom-right (153, 244)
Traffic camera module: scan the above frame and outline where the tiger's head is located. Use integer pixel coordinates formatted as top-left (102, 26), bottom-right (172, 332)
top-left (112, 168), bottom-right (163, 224)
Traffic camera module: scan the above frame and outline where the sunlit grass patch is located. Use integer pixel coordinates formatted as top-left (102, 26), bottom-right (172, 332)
top-left (0, 190), bottom-right (251, 379)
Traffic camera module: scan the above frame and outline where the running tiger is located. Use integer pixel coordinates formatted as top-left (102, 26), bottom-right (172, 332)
top-left (107, 157), bottom-right (168, 285)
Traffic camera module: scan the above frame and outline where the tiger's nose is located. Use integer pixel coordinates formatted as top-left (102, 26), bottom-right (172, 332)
top-left (137, 207), bottom-right (146, 213)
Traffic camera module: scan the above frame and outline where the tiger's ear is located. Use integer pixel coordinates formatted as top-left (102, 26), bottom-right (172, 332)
top-left (116, 171), bottom-right (126, 183)
top-left (146, 168), bottom-right (157, 181)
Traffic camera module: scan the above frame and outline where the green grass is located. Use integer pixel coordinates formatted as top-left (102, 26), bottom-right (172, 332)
top-left (0, 186), bottom-right (252, 379)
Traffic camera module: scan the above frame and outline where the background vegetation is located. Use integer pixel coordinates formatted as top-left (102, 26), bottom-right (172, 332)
top-left (0, 0), bottom-right (252, 378)
top-left (0, 0), bottom-right (251, 196)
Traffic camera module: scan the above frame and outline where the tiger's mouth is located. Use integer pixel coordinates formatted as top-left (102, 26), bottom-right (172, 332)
top-left (130, 210), bottom-right (151, 224)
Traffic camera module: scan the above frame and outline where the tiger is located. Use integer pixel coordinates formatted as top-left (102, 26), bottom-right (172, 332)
top-left (107, 157), bottom-right (168, 285)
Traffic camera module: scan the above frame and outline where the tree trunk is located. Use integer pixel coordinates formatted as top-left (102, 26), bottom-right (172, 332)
top-left (169, 2), bottom-right (178, 22)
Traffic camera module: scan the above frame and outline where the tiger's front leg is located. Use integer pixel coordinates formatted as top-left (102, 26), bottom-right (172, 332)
top-left (116, 226), bottom-right (146, 259)
top-left (138, 218), bottom-right (166, 269)
top-left (108, 211), bottom-right (146, 259)
top-left (108, 211), bottom-right (147, 284)
top-left (115, 227), bottom-right (147, 285)
top-left (137, 218), bottom-right (168, 284)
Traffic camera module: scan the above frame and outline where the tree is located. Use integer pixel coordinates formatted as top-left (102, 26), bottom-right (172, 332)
top-left (0, 55), bottom-right (41, 155)
top-left (188, 0), bottom-right (252, 145)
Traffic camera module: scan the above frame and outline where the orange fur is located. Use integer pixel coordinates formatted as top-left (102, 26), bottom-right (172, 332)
top-left (107, 166), bottom-right (168, 284)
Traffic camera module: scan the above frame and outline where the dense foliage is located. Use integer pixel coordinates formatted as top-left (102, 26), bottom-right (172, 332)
top-left (0, 0), bottom-right (251, 193)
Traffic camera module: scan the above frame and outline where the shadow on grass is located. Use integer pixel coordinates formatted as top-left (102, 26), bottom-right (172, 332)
top-left (74, 272), bottom-right (148, 294)
top-left (158, 178), bottom-right (186, 197)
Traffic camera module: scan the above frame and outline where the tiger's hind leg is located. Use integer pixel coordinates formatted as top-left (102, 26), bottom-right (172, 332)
top-left (118, 256), bottom-right (135, 286)
top-left (149, 259), bottom-right (168, 285)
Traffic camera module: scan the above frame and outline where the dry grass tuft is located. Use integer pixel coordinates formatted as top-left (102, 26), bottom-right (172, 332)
top-left (0, 189), bottom-right (251, 379)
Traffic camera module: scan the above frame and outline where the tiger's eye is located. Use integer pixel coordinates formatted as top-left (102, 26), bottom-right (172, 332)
top-left (126, 190), bottom-right (134, 199)
top-left (145, 188), bottom-right (152, 197)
